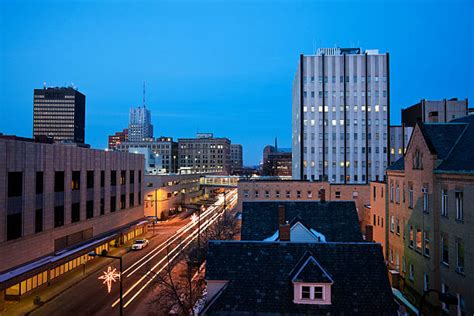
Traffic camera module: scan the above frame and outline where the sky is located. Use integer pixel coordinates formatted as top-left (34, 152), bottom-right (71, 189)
top-left (1, 0), bottom-right (473, 166)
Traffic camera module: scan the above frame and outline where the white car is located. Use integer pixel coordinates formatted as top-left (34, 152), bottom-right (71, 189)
top-left (131, 239), bottom-right (149, 250)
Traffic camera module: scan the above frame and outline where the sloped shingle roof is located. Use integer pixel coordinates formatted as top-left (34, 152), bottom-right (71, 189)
top-left (241, 201), bottom-right (362, 242)
top-left (204, 241), bottom-right (397, 316)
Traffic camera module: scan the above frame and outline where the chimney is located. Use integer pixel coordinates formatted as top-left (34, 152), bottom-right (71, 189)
top-left (365, 225), bottom-right (374, 242)
top-left (279, 222), bottom-right (291, 241)
top-left (319, 188), bottom-right (326, 203)
top-left (278, 204), bottom-right (285, 225)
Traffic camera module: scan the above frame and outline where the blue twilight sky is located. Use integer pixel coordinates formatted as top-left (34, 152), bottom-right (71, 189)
top-left (1, 0), bottom-right (473, 166)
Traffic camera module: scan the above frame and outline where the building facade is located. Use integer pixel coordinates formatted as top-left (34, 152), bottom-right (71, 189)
top-left (236, 180), bottom-right (370, 234)
top-left (389, 125), bottom-right (413, 163)
top-left (108, 128), bottom-right (128, 150)
top-left (230, 144), bottom-right (243, 172)
top-left (386, 116), bottom-right (474, 315)
top-left (115, 136), bottom-right (178, 173)
top-left (33, 87), bottom-right (86, 144)
top-left (143, 173), bottom-right (203, 219)
top-left (262, 145), bottom-right (292, 176)
top-left (402, 99), bottom-right (469, 127)
top-left (292, 47), bottom-right (390, 184)
top-left (0, 136), bottom-right (145, 305)
top-left (128, 106), bottom-right (153, 142)
top-left (178, 133), bottom-right (231, 175)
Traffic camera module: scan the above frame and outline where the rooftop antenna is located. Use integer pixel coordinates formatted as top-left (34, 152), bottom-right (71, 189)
top-left (142, 81), bottom-right (146, 108)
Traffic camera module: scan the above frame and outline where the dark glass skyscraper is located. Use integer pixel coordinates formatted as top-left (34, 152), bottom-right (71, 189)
top-left (33, 87), bottom-right (86, 143)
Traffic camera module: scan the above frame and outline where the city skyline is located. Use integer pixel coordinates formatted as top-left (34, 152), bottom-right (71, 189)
top-left (1, 0), bottom-right (473, 166)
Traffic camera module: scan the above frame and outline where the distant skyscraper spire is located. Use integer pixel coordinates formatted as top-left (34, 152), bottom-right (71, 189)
top-left (143, 81), bottom-right (146, 107)
top-left (275, 137), bottom-right (278, 152)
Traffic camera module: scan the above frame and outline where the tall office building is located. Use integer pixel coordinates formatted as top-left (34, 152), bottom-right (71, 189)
top-left (33, 87), bottom-right (86, 143)
top-left (178, 133), bottom-right (231, 175)
top-left (230, 144), bottom-right (243, 171)
top-left (292, 47), bottom-right (390, 183)
top-left (108, 128), bottom-right (128, 150)
top-left (128, 106), bottom-right (153, 142)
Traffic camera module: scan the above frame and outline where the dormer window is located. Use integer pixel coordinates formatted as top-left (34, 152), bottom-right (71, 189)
top-left (292, 256), bottom-right (333, 305)
top-left (300, 285), bottom-right (324, 301)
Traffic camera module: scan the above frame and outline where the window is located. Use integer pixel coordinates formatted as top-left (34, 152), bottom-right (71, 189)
top-left (36, 172), bottom-right (44, 194)
top-left (423, 231), bottom-right (430, 257)
top-left (390, 182), bottom-right (394, 202)
top-left (111, 170), bottom-right (117, 186)
top-left (423, 273), bottom-right (429, 291)
top-left (276, 190), bottom-right (280, 198)
top-left (455, 191), bottom-right (463, 221)
top-left (86, 200), bottom-right (94, 219)
top-left (395, 185), bottom-right (400, 203)
top-left (86, 171), bottom-right (94, 189)
top-left (130, 170), bottom-right (135, 184)
top-left (100, 171), bottom-right (105, 187)
top-left (409, 226), bottom-right (414, 248)
top-left (243, 190), bottom-right (249, 198)
top-left (301, 286), bottom-right (310, 299)
top-left (8, 172), bottom-right (23, 197)
top-left (120, 194), bottom-right (126, 209)
top-left (441, 189), bottom-right (448, 217)
top-left (390, 216), bottom-right (395, 233)
top-left (35, 209), bottom-right (43, 233)
top-left (110, 196), bottom-right (116, 212)
top-left (396, 218), bottom-right (400, 235)
top-left (456, 240), bottom-right (464, 273)
top-left (314, 286), bottom-right (323, 300)
top-left (300, 285), bottom-right (324, 301)
top-left (254, 190), bottom-right (259, 198)
top-left (416, 228), bottom-right (422, 252)
top-left (408, 185), bottom-right (414, 208)
top-left (286, 191), bottom-right (291, 198)
top-left (442, 234), bottom-right (449, 265)
top-left (100, 198), bottom-right (105, 215)
top-left (138, 170), bottom-right (142, 183)
top-left (265, 190), bottom-right (270, 198)
top-left (413, 149), bottom-right (423, 169)
top-left (130, 193), bottom-right (134, 207)
top-left (296, 191), bottom-right (301, 198)
top-left (71, 203), bottom-right (80, 223)
top-left (7, 213), bottom-right (22, 240)
top-left (409, 264), bottom-right (414, 281)
top-left (441, 284), bottom-right (450, 312)
top-left (422, 187), bottom-right (429, 213)
top-left (120, 171), bottom-right (126, 185)
top-left (72, 171), bottom-right (80, 190)
top-left (335, 191), bottom-right (341, 199)
top-left (457, 294), bottom-right (465, 316)
top-left (54, 206), bottom-right (64, 228)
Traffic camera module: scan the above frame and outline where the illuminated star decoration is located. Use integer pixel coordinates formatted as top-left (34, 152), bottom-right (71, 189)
top-left (98, 266), bottom-right (121, 293)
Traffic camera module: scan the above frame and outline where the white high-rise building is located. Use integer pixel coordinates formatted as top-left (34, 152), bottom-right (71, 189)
top-left (128, 106), bottom-right (153, 142)
top-left (292, 47), bottom-right (390, 183)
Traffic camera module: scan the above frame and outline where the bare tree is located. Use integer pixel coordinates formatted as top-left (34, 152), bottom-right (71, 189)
top-left (148, 211), bottom-right (237, 315)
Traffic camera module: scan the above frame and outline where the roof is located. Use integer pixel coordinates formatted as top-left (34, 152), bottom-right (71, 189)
top-left (390, 115), bottom-right (474, 174)
top-left (204, 241), bottom-right (397, 315)
top-left (387, 157), bottom-right (405, 171)
top-left (241, 201), bottom-right (362, 242)
top-left (291, 255), bottom-right (333, 284)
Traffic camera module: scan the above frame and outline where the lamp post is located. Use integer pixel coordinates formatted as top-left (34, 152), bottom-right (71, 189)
top-left (419, 289), bottom-right (458, 316)
top-left (173, 155), bottom-right (177, 173)
top-left (89, 250), bottom-right (123, 316)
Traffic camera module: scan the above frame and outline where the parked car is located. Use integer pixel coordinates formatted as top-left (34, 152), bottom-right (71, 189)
top-left (131, 239), bottom-right (149, 250)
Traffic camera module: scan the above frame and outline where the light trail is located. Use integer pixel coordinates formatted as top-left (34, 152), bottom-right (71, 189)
top-left (110, 190), bottom-right (237, 309)
top-left (123, 201), bottom-right (221, 276)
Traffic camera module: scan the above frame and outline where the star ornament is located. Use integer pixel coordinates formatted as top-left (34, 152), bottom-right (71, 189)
top-left (98, 266), bottom-right (121, 293)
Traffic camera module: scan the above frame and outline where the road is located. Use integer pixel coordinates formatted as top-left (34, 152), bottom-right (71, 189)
top-left (31, 189), bottom-right (237, 316)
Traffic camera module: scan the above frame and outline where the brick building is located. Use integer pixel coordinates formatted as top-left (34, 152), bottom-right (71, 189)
top-left (108, 128), bottom-right (128, 150)
top-left (386, 116), bottom-right (474, 315)
top-left (237, 180), bottom-right (370, 236)
top-left (0, 137), bottom-right (146, 306)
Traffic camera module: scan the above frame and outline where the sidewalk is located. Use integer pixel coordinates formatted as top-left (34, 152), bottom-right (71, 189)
top-left (0, 229), bottom-right (160, 316)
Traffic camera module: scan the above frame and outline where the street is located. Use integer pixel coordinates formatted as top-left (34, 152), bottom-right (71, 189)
top-left (29, 189), bottom-right (237, 316)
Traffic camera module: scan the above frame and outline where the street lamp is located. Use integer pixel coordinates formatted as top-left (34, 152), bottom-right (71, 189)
top-left (89, 250), bottom-right (124, 316)
top-left (419, 289), bottom-right (458, 316)
top-left (173, 155), bottom-right (177, 174)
